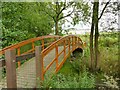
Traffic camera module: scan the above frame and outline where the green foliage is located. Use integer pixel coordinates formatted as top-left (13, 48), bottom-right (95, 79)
top-left (58, 58), bottom-right (74, 75)
top-left (79, 32), bottom-right (119, 88)
top-left (1, 24), bottom-right (33, 47)
top-left (2, 2), bottom-right (53, 48)
top-left (79, 32), bottom-right (119, 77)
top-left (39, 1), bottom-right (90, 35)
top-left (38, 72), bottom-right (95, 88)
top-left (37, 51), bottom-right (95, 88)
top-left (99, 36), bottom-right (118, 47)
top-left (98, 32), bottom-right (119, 76)
top-left (71, 53), bottom-right (84, 74)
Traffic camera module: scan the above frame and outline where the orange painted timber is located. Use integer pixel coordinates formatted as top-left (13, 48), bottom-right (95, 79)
top-left (0, 35), bottom-right (62, 55)
top-left (55, 44), bottom-right (58, 70)
top-left (41, 35), bottom-right (84, 79)
top-left (17, 47), bottom-right (21, 67)
top-left (63, 40), bottom-right (66, 58)
top-left (42, 39), bottom-right (44, 50)
top-left (32, 42), bottom-right (35, 53)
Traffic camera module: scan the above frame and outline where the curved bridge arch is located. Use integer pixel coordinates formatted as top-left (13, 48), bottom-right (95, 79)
top-left (40, 35), bottom-right (84, 80)
top-left (0, 35), bottom-right (61, 67)
top-left (0, 35), bottom-right (85, 88)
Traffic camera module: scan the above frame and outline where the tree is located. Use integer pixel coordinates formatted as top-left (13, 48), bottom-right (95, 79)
top-left (100, 1), bottom-right (118, 31)
top-left (90, 0), bottom-right (111, 70)
top-left (2, 2), bottom-right (54, 47)
top-left (39, 1), bottom-right (90, 35)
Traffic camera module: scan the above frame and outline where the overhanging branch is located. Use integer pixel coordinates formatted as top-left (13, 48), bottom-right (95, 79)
top-left (98, 0), bottom-right (111, 20)
top-left (57, 2), bottom-right (74, 18)
top-left (58, 6), bottom-right (75, 20)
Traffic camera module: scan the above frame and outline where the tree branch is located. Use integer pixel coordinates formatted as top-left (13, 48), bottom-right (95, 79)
top-left (57, 2), bottom-right (74, 18)
top-left (98, 0), bottom-right (111, 20)
top-left (58, 6), bottom-right (75, 20)
top-left (49, 3), bottom-right (57, 13)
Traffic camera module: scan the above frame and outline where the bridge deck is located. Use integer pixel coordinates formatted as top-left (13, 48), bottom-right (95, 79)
top-left (0, 46), bottom-right (71, 88)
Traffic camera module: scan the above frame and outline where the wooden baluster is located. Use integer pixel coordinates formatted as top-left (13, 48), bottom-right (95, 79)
top-left (55, 44), bottom-right (58, 72)
top-left (64, 40), bottom-right (66, 58)
top-left (68, 38), bottom-right (70, 54)
top-left (72, 37), bottom-right (74, 51)
top-left (5, 49), bottom-right (17, 88)
top-left (17, 47), bottom-right (20, 67)
top-left (42, 39), bottom-right (44, 50)
top-left (35, 46), bottom-right (44, 82)
top-left (32, 41), bottom-right (35, 52)
top-left (75, 37), bottom-right (77, 48)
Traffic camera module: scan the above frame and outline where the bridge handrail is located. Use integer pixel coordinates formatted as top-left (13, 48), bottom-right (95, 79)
top-left (42, 35), bottom-right (83, 56)
top-left (40, 35), bottom-right (84, 80)
top-left (0, 35), bottom-right (61, 55)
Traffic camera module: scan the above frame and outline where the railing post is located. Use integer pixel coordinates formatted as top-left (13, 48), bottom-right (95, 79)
top-left (72, 36), bottom-right (74, 51)
top-left (42, 39), bottom-right (44, 50)
top-left (35, 46), bottom-right (44, 84)
top-left (55, 44), bottom-right (58, 72)
top-left (64, 40), bottom-right (66, 58)
top-left (5, 49), bottom-right (17, 88)
top-left (68, 38), bottom-right (70, 54)
top-left (17, 47), bottom-right (21, 67)
top-left (32, 41), bottom-right (35, 52)
top-left (75, 37), bottom-right (77, 48)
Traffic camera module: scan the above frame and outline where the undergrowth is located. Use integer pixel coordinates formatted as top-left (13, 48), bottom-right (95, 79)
top-left (37, 32), bottom-right (119, 89)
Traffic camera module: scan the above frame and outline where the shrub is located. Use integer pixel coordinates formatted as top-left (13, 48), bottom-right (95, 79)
top-left (38, 72), bottom-right (95, 88)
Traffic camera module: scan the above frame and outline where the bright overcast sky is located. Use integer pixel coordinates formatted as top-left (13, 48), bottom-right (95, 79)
top-left (62, 0), bottom-right (118, 33)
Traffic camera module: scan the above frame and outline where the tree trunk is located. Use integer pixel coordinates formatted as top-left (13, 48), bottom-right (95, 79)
top-left (94, 23), bottom-right (99, 69)
top-left (94, 1), bottom-right (99, 70)
top-left (90, 21), bottom-right (94, 70)
top-left (55, 1), bottom-right (59, 35)
top-left (90, 1), bottom-right (96, 71)
top-left (55, 19), bottom-right (59, 35)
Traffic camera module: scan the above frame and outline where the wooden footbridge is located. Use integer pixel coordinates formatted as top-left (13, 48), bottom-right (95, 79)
top-left (0, 35), bottom-right (85, 88)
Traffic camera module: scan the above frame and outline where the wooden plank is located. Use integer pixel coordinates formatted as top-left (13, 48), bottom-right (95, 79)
top-left (17, 47), bottom-right (21, 67)
top-left (5, 49), bottom-right (17, 88)
top-left (0, 59), bottom-right (5, 67)
top-left (42, 39), bottom-right (44, 50)
top-left (32, 42), bottom-right (35, 53)
top-left (16, 53), bottom-right (35, 62)
top-left (0, 52), bottom-right (35, 67)
top-left (35, 46), bottom-right (44, 81)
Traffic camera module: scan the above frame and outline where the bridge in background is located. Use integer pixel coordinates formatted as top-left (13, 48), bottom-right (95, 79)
top-left (0, 35), bottom-right (84, 88)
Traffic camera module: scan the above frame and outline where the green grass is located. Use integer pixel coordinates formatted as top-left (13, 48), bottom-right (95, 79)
top-left (38, 53), bottom-right (95, 88)
top-left (38, 32), bottom-right (119, 88)
top-left (58, 59), bottom-right (74, 75)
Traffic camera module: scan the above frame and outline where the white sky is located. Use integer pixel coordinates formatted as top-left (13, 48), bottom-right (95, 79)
top-left (62, 0), bottom-right (118, 34)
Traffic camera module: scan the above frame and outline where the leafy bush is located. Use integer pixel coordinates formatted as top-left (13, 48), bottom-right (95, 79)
top-left (38, 72), bottom-right (95, 88)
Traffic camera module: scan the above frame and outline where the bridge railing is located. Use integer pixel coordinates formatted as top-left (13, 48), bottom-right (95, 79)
top-left (0, 35), bottom-right (61, 67)
top-left (0, 35), bottom-right (85, 88)
top-left (36, 35), bottom-right (84, 80)
top-left (0, 35), bottom-right (61, 88)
